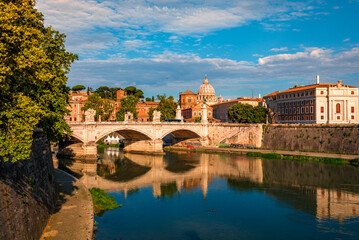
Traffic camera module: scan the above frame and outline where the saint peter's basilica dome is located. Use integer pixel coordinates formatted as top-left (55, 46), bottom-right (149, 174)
top-left (198, 76), bottom-right (215, 95)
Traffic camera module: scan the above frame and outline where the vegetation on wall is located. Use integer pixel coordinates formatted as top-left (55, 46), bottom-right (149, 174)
top-left (0, 0), bottom-right (78, 162)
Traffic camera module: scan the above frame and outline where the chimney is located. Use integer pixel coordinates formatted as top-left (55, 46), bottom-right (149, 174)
top-left (316, 75), bottom-right (320, 84)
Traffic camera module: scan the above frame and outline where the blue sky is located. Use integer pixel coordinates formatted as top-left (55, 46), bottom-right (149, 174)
top-left (36, 0), bottom-right (359, 100)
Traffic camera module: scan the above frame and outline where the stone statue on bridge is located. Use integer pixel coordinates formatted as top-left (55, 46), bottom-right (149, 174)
top-left (153, 110), bottom-right (161, 122)
top-left (124, 112), bottom-right (134, 122)
top-left (84, 109), bottom-right (96, 122)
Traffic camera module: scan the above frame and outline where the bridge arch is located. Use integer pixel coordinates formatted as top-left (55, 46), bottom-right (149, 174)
top-left (160, 128), bottom-right (202, 140)
top-left (97, 127), bottom-right (154, 142)
top-left (69, 133), bottom-right (85, 143)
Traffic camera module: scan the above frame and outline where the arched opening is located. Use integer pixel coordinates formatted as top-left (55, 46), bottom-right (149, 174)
top-left (162, 129), bottom-right (202, 147)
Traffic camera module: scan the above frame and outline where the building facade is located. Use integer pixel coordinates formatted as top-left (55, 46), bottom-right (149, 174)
top-left (137, 101), bottom-right (160, 122)
top-left (264, 80), bottom-right (359, 124)
top-left (212, 98), bottom-right (264, 122)
top-left (181, 103), bottom-right (213, 122)
top-left (66, 91), bottom-right (89, 122)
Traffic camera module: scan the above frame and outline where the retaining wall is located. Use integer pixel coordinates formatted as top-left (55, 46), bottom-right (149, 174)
top-left (262, 124), bottom-right (359, 154)
top-left (0, 129), bottom-right (57, 240)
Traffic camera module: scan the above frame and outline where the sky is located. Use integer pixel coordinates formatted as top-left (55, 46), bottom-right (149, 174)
top-left (36, 0), bottom-right (359, 100)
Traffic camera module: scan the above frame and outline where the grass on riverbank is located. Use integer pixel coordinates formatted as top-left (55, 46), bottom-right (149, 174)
top-left (89, 187), bottom-right (122, 215)
top-left (246, 151), bottom-right (348, 165)
top-left (97, 143), bottom-right (123, 148)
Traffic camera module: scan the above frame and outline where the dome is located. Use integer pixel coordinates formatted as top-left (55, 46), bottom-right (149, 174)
top-left (198, 76), bottom-right (215, 95)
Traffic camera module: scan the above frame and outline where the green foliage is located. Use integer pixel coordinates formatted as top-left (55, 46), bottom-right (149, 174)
top-left (228, 103), bottom-right (267, 123)
top-left (71, 85), bottom-right (86, 92)
top-left (124, 86), bottom-right (144, 99)
top-left (155, 94), bottom-right (177, 121)
top-left (116, 95), bottom-right (138, 121)
top-left (195, 117), bottom-right (201, 123)
top-left (82, 93), bottom-right (114, 121)
top-left (95, 86), bottom-right (110, 99)
top-left (0, 1), bottom-right (78, 162)
top-left (145, 97), bottom-right (152, 101)
top-left (246, 152), bottom-right (282, 160)
top-left (89, 187), bottom-right (121, 215)
top-left (160, 182), bottom-right (179, 199)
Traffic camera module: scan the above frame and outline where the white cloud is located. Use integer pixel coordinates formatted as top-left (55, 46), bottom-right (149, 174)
top-left (270, 47), bottom-right (288, 52)
top-left (343, 38), bottom-right (351, 42)
top-left (68, 45), bottom-right (359, 98)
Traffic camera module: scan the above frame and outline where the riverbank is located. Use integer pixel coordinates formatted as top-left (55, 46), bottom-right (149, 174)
top-left (41, 169), bottom-right (94, 240)
top-left (164, 146), bottom-right (359, 161)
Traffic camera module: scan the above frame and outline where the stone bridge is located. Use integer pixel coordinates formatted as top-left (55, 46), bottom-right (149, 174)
top-left (67, 121), bottom-right (263, 156)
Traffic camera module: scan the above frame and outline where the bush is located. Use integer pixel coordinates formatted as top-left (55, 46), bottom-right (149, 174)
top-left (89, 187), bottom-right (121, 215)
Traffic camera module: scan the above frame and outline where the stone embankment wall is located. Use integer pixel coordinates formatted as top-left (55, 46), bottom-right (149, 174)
top-left (208, 123), bottom-right (263, 147)
top-left (262, 124), bottom-right (359, 154)
top-left (0, 129), bottom-right (57, 240)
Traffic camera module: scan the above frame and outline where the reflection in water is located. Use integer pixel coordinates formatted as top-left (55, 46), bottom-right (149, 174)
top-left (59, 149), bottom-right (359, 239)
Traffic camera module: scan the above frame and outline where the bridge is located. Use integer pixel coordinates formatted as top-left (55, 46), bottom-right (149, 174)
top-left (64, 108), bottom-right (263, 156)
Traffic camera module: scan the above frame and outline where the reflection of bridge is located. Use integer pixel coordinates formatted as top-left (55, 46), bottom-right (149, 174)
top-left (63, 150), bottom-right (359, 222)
top-left (80, 151), bottom-right (263, 198)
top-left (68, 121), bottom-right (263, 155)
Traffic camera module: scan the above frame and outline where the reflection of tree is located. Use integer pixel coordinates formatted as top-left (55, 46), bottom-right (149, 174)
top-left (128, 188), bottom-right (139, 196)
top-left (227, 179), bottom-right (262, 193)
top-left (100, 158), bottom-right (151, 182)
top-left (160, 182), bottom-right (179, 199)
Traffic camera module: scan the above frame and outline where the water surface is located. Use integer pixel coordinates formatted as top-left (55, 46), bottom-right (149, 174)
top-left (79, 148), bottom-right (359, 240)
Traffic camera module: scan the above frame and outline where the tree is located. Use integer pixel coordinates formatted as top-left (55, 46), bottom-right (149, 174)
top-left (151, 94), bottom-right (177, 121)
top-left (124, 86), bottom-right (144, 99)
top-left (228, 103), bottom-right (267, 123)
top-left (72, 85), bottom-right (86, 92)
top-left (109, 87), bottom-right (122, 100)
top-left (145, 97), bottom-right (152, 102)
top-left (95, 86), bottom-right (110, 99)
top-left (0, 0), bottom-right (78, 162)
top-left (116, 95), bottom-right (139, 121)
top-left (82, 93), bottom-right (114, 121)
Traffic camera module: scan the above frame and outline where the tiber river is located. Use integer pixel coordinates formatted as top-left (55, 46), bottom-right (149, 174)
top-left (62, 148), bottom-right (359, 240)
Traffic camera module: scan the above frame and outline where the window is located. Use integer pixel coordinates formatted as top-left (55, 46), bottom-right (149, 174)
top-left (293, 107), bottom-right (296, 113)
top-left (301, 107), bottom-right (304, 113)
top-left (310, 106), bottom-right (313, 113)
top-left (321, 106), bottom-right (324, 113)
top-left (199, 111), bottom-right (202, 116)
top-left (294, 116), bottom-right (296, 120)
top-left (289, 117), bottom-right (292, 120)
top-left (310, 116), bottom-right (313, 120)
top-left (289, 108), bottom-right (292, 113)
top-left (351, 106), bottom-right (355, 113)
top-left (188, 98), bottom-right (191, 103)
top-left (294, 102), bottom-right (296, 106)
top-left (321, 91), bottom-right (324, 94)
top-left (352, 115), bottom-right (355, 120)
top-left (305, 100), bottom-right (308, 105)
top-left (70, 117), bottom-right (72, 121)
top-left (305, 107), bottom-right (309, 113)
top-left (337, 116), bottom-right (340, 120)
top-left (208, 111), bottom-right (212, 116)
top-left (301, 101), bottom-right (304, 105)
top-left (310, 100), bottom-right (313, 105)
top-left (336, 103), bottom-right (340, 113)
top-left (285, 108), bottom-right (288, 114)
top-left (351, 91), bottom-right (355, 95)
top-left (306, 116), bottom-right (309, 120)
top-left (74, 110), bottom-right (76, 114)
top-left (74, 117), bottom-right (76, 121)
top-left (321, 116), bottom-right (324, 120)
top-left (193, 111), bottom-right (196, 116)
top-left (297, 107), bottom-right (299, 113)
top-left (301, 116), bottom-right (304, 120)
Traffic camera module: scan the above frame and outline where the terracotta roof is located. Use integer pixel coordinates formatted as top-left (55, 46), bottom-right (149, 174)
top-left (180, 89), bottom-right (196, 95)
top-left (264, 82), bottom-right (357, 98)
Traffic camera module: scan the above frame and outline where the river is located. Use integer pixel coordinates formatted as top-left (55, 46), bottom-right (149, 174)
top-left (61, 148), bottom-right (359, 240)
